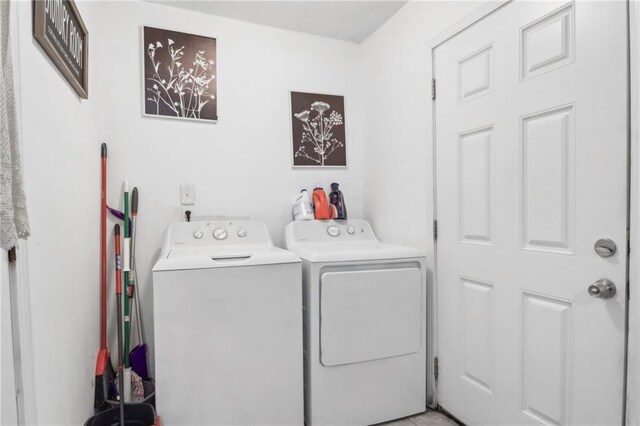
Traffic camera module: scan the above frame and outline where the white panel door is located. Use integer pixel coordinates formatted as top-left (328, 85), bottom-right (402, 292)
top-left (434, 2), bottom-right (628, 425)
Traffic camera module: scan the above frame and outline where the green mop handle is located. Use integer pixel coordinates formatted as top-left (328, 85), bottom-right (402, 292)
top-left (123, 181), bottom-right (131, 368)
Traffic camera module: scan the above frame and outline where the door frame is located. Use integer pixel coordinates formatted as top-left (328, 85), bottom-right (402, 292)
top-left (428, 1), bottom-right (636, 423)
top-left (4, 3), bottom-right (39, 424)
top-left (5, 243), bottom-right (38, 425)
top-left (626, 0), bottom-right (639, 423)
top-left (426, 0), bottom-right (512, 410)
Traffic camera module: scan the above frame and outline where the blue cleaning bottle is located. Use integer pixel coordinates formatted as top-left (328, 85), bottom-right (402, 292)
top-left (329, 182), bottom-right (347, 219)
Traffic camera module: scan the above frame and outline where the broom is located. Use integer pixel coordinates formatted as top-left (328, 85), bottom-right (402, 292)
top-left (94, 143), bottom-right (115, 412)
top-left (129, 188), bottom-right (149, 379)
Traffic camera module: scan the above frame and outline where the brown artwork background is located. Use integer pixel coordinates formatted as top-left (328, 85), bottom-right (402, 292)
top-left (291, 92), bottom-right (346, 166)
top-left (144, 27), bottom-right (217, 121)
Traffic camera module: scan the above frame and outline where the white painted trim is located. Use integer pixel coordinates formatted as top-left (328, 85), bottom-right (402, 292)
top-left (9, 3), bottom-right (38, 424)
top-left (8, 243), bottom-right (38, 425)
top-left (427, 0), bottom-right (513, 49)
top-left (428, 0), bottom-right (512, 410)
top-left (626, 0), bottom-right (639, 423)
top-left (428, 54), bottom-right (438, 411)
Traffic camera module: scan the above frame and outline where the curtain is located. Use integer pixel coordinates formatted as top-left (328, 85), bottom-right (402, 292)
top-left (0, 0), bottom-right (30, 250)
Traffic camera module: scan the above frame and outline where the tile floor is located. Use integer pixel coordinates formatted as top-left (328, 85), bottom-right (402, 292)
top-left (379, 409), bottom-right (460, 426)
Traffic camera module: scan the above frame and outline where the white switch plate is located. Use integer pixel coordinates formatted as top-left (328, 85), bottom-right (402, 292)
top-left (180, 184), bottom-right (195, 205)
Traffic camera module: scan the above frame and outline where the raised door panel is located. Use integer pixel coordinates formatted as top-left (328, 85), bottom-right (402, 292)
top-left (459, 127), bottom-right (493, 246)
top-left (521, 4), bottom-right (574, 80)
top-left (521, 292), bottom-right (573, 426)
top-left (461, 277), bottom-right (495, 394)
top-left (521, 105), bottom-right (574, 254)
top-left (458, 45), bottom-right (493, 103)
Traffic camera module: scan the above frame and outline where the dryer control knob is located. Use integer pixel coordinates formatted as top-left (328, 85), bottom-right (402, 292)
top-left (213, 228), bottom-right (228, 240)
top-left (237, 229), bottom-right (247, 238)
top-left (346, 226), bottom-right (355, 235)
top-left (193, 230), bottom-right (203, 239)
top-left (327, 226), bottom-right (340, 237)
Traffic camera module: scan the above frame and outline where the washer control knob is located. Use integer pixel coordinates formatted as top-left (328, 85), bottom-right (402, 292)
top-left (346, 226), bottom-right (355, 235)
top-left (213, 228), bottom-right (228, 240)
top-left (193, 230), bottom-right (203, 239)
top-left (327, 226), bottom-right (340, 237)
top-left (237, 229), bottom-right (247, 238)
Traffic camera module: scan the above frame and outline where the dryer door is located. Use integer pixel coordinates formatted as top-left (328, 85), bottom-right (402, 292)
top-left (320, 267), bottom-right (422, 366)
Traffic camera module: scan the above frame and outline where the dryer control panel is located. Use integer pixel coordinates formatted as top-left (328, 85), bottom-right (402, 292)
top-left (164, 220), bottom-right (273, 248)
top-left (285, 219), bottom-right (377, 243)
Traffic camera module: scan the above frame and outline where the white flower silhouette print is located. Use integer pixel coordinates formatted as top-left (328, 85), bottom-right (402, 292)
top-left (291, 93), bottom-right (346, 166)
top-left (143, 27), bottom-right (217, 121)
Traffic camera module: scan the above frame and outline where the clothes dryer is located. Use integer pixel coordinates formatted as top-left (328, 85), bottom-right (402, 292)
top-left (285, 219), bottom-right (427, 426)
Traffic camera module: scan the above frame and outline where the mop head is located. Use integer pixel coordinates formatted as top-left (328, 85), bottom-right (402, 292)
top-left (115, 369), bottom-right (145, 402)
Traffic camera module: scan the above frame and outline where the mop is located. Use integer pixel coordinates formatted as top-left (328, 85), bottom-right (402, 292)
top-left (83, 225), bottom-right (157, 426)
top-left (129, 188), bottom-right (149, 380)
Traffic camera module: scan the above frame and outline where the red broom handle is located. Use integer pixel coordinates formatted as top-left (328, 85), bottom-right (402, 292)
top-left (100, 143), bottom-right (107, 349)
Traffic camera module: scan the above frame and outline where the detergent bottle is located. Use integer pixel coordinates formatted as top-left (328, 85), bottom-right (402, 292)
top-left (329, 182), bottom-right (347, 219)
top-left (312, 184), bottom-right (331, 220)
top-left (291, 189), bottom-right (314, 221)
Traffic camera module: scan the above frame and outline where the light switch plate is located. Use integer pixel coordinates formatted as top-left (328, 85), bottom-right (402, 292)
top-left (180, 184), bottom-right (195, 205)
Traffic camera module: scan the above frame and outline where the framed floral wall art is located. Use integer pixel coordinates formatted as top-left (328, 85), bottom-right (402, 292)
top-left (143, 27), bottom-right (217, 122)
top-left (291, 92), bottom-right (346, 167)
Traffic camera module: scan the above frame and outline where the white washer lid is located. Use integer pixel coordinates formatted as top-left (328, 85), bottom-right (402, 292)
top-left (153, 245), bottom-right (300, 272)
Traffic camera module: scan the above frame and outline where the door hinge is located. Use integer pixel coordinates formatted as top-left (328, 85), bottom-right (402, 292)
top-left (432, 78), bottom-right (436, 100)
top-left (433, 220), bottom-right (438, 241)
top-left (434, 357), bottom-right (439, 381)
top-left (8, 246), bottom-right (16, 264)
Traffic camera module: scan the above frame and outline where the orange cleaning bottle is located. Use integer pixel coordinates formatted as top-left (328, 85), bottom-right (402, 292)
top-left (312, 184), bottom-right (331, 220)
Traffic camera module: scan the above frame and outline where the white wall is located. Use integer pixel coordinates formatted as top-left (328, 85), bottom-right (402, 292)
top-left (15, 0), bottom-right (104, 422)
top-left (93, 0), bottom-right (364, 387)
top-left (16, 0), bottom-right (363, 423)
top-left (360, 1), bottom-right (482, 254)
top-left (359, 1), bottom-right (482, 404)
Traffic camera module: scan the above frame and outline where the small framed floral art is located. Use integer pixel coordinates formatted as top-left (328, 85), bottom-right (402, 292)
top-left (290, 92), bottom-right (347, 167)
top-left (143, 27), bottom-right (217, 122)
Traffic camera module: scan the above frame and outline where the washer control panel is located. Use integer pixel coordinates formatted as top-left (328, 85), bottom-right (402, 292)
top-left (213, 228), bottom-right (228, 240)
top-left (327, 226), bottom-right (340, 237)
top-left (288, 220), bottom-right (376, 243)
top-left (169, 220), bottom-right (272, 247)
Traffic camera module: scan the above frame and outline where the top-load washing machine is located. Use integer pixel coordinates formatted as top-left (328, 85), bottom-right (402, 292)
top-left (285, 219), bottom-right (427, 426)
top-left (153, 220), bottom-right (303, 425)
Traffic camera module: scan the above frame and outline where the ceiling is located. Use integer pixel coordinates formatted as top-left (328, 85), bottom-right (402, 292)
top-left (146, 1), bottom-right (408, 43)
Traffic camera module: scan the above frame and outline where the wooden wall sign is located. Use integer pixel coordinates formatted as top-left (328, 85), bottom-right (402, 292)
top-left (33, 0), bottom-right (88, 99)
